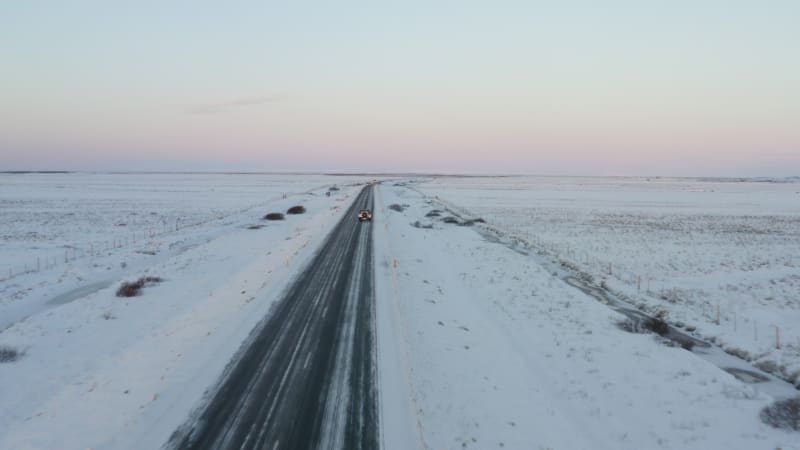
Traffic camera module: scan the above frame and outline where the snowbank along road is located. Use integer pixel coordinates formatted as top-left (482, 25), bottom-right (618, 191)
top-left (170, 185), bottom-right (378, 450)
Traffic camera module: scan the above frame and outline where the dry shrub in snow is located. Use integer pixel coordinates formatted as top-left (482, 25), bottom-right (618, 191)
top-left (618, 316), bottom-right (669, 336)
top-left (388, 204), bottom-right (404, 212)
top-left (264, 213), bottom-right (285, 221)
top-left (459, 218), bottom-right (485, 227)
top-left (116, 276), bottom-right (163, 297)
top-left (760, 397), bottom-right (800, 431)
top-left (0, 346), bottom-right (22, 363)
top-left (618, 318), bottom-right (645, 334)
top-left (286, 205), bottom-right (306, 215)
top-left (646, 316), bottom-right (670, 335)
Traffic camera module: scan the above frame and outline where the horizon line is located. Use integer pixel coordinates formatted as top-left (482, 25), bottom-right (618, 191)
top-left (1, 170), bottom-right (798, 181)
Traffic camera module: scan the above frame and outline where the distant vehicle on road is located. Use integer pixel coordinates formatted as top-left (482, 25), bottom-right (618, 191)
top-left (357, 209), bottom-right (373, 222)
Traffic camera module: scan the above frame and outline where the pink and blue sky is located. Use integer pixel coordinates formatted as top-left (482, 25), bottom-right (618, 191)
top-left (1, 1), bottom-right (798, 176)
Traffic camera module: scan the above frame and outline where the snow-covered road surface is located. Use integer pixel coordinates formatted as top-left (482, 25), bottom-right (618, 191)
top-left (169, 185), bottom-right (378, 450)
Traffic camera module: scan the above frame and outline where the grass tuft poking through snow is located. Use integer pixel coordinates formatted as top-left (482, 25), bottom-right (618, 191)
top-left (0, 346), bottom-right (23, 363)
top-left (388, 204), bottom-right (405, 212)
top-left (286, 205), bottom-right (306, 215)
top-left (263, 212), bottom-right (285, 221)
top-left (116, 276), bottom-right (163, 297)
top-left (760, 397), bottom-right (800, 431)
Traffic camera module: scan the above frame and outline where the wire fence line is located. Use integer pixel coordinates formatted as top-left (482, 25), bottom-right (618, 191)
top-left (422, 192), bottom-right (796, 350)
top-left (3, 212), bottom-right (224, 281)
top-left (1, 184), bottom-right (338, 283)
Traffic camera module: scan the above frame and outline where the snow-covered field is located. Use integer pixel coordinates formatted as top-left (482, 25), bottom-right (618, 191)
top-left (1, 173), bottom-right (798, 449)
top-left (376, 182), bottom-right (798, 450)
top-left (0, 172), bottom-right (351, 280)
top-left (416, 176), bottom-right (800, 389)
top-left (0, 172), bottom-right (366, 449)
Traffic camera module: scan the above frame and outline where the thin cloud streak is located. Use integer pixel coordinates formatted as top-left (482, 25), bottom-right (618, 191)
top-left (185, 94), bottom-right (288, 115)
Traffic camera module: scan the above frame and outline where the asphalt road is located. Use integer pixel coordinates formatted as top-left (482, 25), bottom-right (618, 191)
top-left (170, 185), bottom-right (378, 450)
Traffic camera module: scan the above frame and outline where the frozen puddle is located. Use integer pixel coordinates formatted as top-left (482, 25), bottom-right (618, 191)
top-left (46, 280), bottom-right (113, 306)
top-left (724, 367), bottom-right (770, 383)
